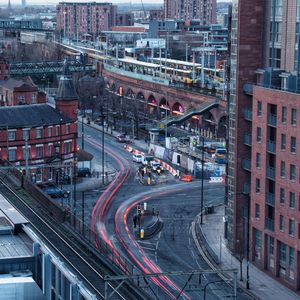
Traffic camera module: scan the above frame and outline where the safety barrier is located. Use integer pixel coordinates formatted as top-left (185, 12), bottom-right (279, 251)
top-left (209, 176), bottom-right (225, 184)
top-left (124, 145), bottom-right (178, 177)
top-left (180, 175), bottom-right (193, 182)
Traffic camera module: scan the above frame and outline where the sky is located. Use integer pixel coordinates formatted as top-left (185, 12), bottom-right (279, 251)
top-left (0, 0), bottom-right (231, 6)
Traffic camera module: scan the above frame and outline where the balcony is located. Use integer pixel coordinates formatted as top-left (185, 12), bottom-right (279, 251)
top-left (267, 114), bottom-right (277, 127)
top-left (242, 159), bottom-right (251, 171)
top-left (243, 83), bottom-right (253, 95)
top-left (242, 182), bottom-right (250, 195)
top-left (266, 166), bottom-right (276, 180)
top-left (266, 192), bottom-right (275, 206)
top-left (265, 218), bottom-right (275, 231)
top-left (244, 133), bottom-right (252, 146)
top-left (266, 140), bottom-right (276, 154)
top-left (243, 109), bottom-right (253, 121)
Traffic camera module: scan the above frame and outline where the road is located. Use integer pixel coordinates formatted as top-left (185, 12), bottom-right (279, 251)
top-left (80, 123), bottom-right (253, 300)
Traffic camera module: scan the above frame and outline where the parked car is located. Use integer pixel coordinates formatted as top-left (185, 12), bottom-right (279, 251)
top-left (133, 153), bottom-right (143, 163)
top-left (116, 134), bottom-right (127, 143)
top-left (59, 174), bottom-right (71, 185)
top-left (77, 167), bottom-right (91, 177)
top-left (39, 183), bottom-right (70, 198)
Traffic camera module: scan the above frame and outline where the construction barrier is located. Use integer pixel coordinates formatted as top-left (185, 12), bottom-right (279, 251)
top-left (181, 175), bottom-right (193, 182)
top-left (209, 176), bottom-right (225, 184)
top-left (123, 144), bottom-right (178, 177)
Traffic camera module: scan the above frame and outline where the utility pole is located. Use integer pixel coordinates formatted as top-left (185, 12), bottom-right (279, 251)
top-left (25, 134), bottom-right (29, 177)
top-left (81, 118), bottom-right (84, 150)
top-left (102, 114), bottom-right (105, 185)
top-left (200, 136), bottom-right (204, 224)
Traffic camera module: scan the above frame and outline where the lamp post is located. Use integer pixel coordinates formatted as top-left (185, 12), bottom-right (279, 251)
top-left (100, 113), bottom-right (105, 185)
top-left (200, 135), bottom-right (205, 224)
top-left (81, 118), bottom-right (85, 150)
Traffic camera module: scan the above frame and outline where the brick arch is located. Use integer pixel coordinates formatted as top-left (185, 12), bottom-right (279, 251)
top-left (172, 102), bottom-right (185, 116)
top-left (126, 88), bottom-right (135, 98)
top-left (159, 98), bottom-right (170, 118)
top-left (147, 95), bottom-right (158, 116)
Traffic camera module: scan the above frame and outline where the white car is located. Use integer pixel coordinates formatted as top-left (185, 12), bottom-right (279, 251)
top-left (133, 153), bottom-right (143, 163)
top-left (151, 161), bottom-right (163, 172)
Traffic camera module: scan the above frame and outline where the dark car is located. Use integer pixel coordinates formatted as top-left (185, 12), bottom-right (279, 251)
top-left (77, 167), bottom-right (91, 177)
top-left (39, 183), bottom-right (70, 198)
top-left (60, 174), bottom-right (71, 185)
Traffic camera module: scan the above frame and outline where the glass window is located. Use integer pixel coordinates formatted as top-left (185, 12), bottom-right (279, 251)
top-left (23, 146), bottom-right (30, 160)
top-left (257, 127), bottom-right (262, 142)
top-left (282, 106), bottom-right (287, 123)
top-left (48, 144), bottom-right (53, 157)
top-left (55, 126), bottom-right (59, 136)
top-left (289, 247), bottom-right (295, 271)
top-left (290, 192), bottom-right (295, 208)
top-left (18, 95), bottom-right (25, 104)
top-left (280, 188), bottom-right (285, 204)
top-left (256, 178), bottom-right (261, 193)
top-left (279, 242), bottom-right (286, 266)
top-left (48, 127), bottom-right (52, 138)
top-left (8, 148), bottom-right (16, 161)
top-left (8, 130), bottom-right (16, 141)
top-left (36, 146), bottom-right (43, 159)
top-left (291, 137), bottom-right (296, 153)
top-left (269, 237), bottom-right (274, 255)
top-left (31, 94), bottom-right (37, 104)
top-left (255, 204), bottom-right (260, 218)
top-left (281, 134), bottom-right (286, 150)
top-left (290, 164), bottom-right (296, 181)
top-left (292, 108), bottom-right (297, 126)
top-left (36, 128), bottom-right (42, 139)
top-left (298, 223), bottom-right (300, 239)
top-left (280, 161), bottom-right (286, 177)
top-left (256, 153), bottom-right (261, 168)
top-left (23, 129), bottom-right (29, 140)
top-left (66, 124), bottom-right (70, 134)
top-left (280, 215), bottom-right (284, 231)
top-left (289, 219), bottom-right (295, 236)
top-left (257, 101), bottom-right (262, 116)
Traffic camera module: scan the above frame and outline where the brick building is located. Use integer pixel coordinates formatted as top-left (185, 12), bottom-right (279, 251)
top-left (56, 2), bottom-right (117, 40)
top-left (227, 0), bottom-right (300, 291)
top-left (116, 12), bottom-right (134, 27)
top-left (164, 0), bottom-right (217, 25)
top-left (0, 63), bottom-right (78, 183)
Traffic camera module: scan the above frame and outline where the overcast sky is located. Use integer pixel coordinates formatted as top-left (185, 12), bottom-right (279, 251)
top-left (0, 0), bottom-right (230, 7)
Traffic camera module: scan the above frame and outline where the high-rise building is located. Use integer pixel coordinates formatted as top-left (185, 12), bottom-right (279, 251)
top-left (164, 0), bottom-right (217, 24)
top-left (227, 0), bottom-right (300, 291)
top-left (56, 2), bottom-right (117, 40)
top-left (22, 0), bottom-right (26, 8)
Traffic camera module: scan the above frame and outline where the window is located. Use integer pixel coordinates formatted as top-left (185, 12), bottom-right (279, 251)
top-left (18, 95), bottom-right (25, 104)
top-left (282, 106), bottom-right (287, 123)
top-left (280, 161), bottom-right (286, 177)
top-left (23, 146), bottom-right (30, 160)
top-left (256, 153), bottom-right (261, 168)
top-left (289, 247), bottom-right (295, 273)
top-left (280, 188), bottom-right (285, 204)
top-left (290, 164), bottom-right (296, 181)
top-left (279, 242), bottom-right (286, 267)
top-left (291, 108), bottom-right (297, 126)
top-left (281, 134), bottom-right (286, 150)
top-left (256, 178), bottom-right (261, 193)
top-left (291, 137), bottom-right (296, 153)
top-left (289, 219), bottom-right (295, 236)
top-left (298, 223), bottom-right (300, 239)
top-left (280, 215), bottom-right (284, 231)
top-left (8, 148), bottom-right (16, 161)
top-left (64, 141), bottom-right (72, 154)
top-left (256, 127), bottom-right (262, 142)
top-left (254, 229), bottom-right (262, 259)
top-left (269, 237), bottom-right (274, 255)
top-left (23, 129), bottom-right (29, 140)
top-left (31, 94), bottom-right (37, 104)
top-left (55, 126), bottom-right (59, 136)
top-left (66, 124), bottom-right (70, 134)
top-left (290, 192), bottom-right (295, 208)
top-left (48, 144), bottom-right (53, 157)
top-left (8, 130), bottom-right (16, 141)
top-left (36, 128), bottom-right (42, 139)
top-left (48, 127), bottom-right (52, 138)
top-left (255, 204), bottom-right (260, 218)
top-left (36, 146), bottom-right (43, 159)
top-left (257, 101), bottom-right (262, 116)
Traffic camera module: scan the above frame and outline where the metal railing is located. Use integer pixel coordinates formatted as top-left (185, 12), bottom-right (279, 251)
top-left (266, 140), bottom-right (276, 154)
top-left (266, 166), bottom-right (276, 180)
top-left (267, 114), bottom-right (277, 127)
top-left (242, 182), bottom-right (250, 195)
top-left (242, 159), bottom-right (251, 171)
top-left (243, 109), bottom-right (252, 121)
top-left (244, 133), bottom-right (252, 146)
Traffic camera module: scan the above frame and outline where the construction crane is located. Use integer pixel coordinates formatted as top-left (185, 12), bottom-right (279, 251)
top-left (140, 0), bottom-right (146, 18)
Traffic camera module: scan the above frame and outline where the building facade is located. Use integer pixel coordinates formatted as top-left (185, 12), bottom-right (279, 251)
top-left (56, 2), bottom-right (117, 39)
top-left (0, 66), bottom-right (78, 184)
top-left (227, 0), bottom-right (300, 291)
top-left (164, 0), bottom-right (217, 24)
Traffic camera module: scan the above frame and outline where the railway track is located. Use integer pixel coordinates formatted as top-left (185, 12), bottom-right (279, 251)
top-left (0, 174), bottom-right (143, 300)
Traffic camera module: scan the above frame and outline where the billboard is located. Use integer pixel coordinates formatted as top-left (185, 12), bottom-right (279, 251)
top-left (136, 39), bottom-right (166, 49)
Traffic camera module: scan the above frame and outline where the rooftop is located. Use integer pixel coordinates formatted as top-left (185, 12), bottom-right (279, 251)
top-left (0, 104), bottom-right (72, 129)
top-left (0, 77), bottom-right (37, 91)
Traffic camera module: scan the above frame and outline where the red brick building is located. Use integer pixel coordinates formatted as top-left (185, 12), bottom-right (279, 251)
top-left (0, 64), bottom-right (78, 183)
top-left (227, 0), bottom-right (300, 292)
top-left (0, 77), bottom-right (46, 106)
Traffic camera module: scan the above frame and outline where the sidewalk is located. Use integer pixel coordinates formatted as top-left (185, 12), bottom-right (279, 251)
top-left (197, 205), bottom-right (300, 300)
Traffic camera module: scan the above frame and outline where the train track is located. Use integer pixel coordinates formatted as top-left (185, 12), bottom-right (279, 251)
top-left (0, 175), bottom-right (141, 300)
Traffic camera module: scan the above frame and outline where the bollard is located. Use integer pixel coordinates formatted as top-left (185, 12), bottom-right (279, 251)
top-left (147, 177), bottom-right (151, 185)
top-left (140, 229), bottom-right (144, 239)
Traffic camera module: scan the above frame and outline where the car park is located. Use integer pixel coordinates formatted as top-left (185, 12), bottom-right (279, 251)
top-left (133, 153), bottom-right (143, 163)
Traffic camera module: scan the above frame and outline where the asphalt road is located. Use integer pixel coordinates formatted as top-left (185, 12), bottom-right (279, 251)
top-left (79, 123), bottom-right (253, 300)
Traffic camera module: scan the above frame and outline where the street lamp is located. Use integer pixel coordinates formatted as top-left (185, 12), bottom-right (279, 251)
top-left (200, 135), bottom-right (205, 224)
top-left (100, 113), bottom-right (105, 185)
